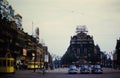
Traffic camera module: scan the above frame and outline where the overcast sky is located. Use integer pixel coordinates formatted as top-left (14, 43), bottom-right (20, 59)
top-left (9, 0), bottom-right (120, 56)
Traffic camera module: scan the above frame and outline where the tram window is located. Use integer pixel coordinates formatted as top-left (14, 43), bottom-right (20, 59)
top-left (3, 60), bottom-right (6, 66)
top-left (11, 61), bottom-right (14, 66)
top-left (0, 61), bottom-right (2, 66)
top-left (7, 60), bottom-right (10, 66)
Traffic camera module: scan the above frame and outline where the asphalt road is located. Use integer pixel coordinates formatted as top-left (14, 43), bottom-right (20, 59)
top-left (1, 68), bottom-right (120, 78)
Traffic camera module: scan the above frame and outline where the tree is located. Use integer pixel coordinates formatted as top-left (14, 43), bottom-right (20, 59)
top-left (61, 51), bottom-right (77, 65)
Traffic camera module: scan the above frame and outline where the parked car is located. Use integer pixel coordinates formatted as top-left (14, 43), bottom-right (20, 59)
top-left (80, 65), bottom-right (90, 74)
top-left (68, 65), bottom-right (78, 74)
top-left (91, 65), bottom-right (103, 74)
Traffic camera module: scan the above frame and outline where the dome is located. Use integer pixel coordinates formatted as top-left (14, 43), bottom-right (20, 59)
top-left (76, 25), bottom-right (88, 34)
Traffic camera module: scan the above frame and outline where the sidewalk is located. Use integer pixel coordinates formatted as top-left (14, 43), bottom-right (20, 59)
top-left (103, 68), bottom-right (120, 73)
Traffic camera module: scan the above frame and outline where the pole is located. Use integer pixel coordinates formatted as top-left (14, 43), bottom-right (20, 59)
top-left (34, 57), bottom-right (35, 72)
top-left (32, 22), bottom-right (34, 36)
top-left (43, 53), bottom-right (45, 75)
top-left (33, 50), bottom-right (36, 72)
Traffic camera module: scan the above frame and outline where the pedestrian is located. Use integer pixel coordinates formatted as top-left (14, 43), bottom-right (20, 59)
top-left (16, 63), bottom-right (19, 70)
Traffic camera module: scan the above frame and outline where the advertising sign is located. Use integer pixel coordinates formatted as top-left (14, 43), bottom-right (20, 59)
top-left (23, 49), bottom-right (27, 56)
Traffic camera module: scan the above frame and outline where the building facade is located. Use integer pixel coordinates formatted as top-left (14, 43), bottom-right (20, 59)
top-left (0, 0), bottom-right (52, 69)
top-left (114, 38), bottom-right (120, 69)
top-left (61, 25), bottom-right (101, 66)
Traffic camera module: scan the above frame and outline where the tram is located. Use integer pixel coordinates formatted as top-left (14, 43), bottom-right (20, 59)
top-left (27, 61), bottom-right (44, 69)
top-left (0, 57), bottom-right (15, 74)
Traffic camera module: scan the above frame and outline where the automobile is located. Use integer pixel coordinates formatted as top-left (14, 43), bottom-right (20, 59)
top-left (91, 65), bottom-right (103, 74)
top-left (68, 65), bottom-right (78, 74)
top-left (80, 64), bottom-right (90, 74)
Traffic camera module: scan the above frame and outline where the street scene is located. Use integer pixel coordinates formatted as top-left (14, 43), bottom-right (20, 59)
top-left (0, 0), bottom-right (120, 78)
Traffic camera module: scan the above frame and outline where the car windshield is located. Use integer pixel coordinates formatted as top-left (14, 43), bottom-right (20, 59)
top-left (81, 65), bottom-right (89, 68)
top-left (69, 65), bottom-right (76, 69)
top-left (94, 65), bottom-right (101, 68)
top-left (84, 65), bottom-right (89, 68)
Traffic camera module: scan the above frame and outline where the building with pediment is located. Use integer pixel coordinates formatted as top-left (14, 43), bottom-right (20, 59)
top-left (61, 25), bottom-right (101, 65)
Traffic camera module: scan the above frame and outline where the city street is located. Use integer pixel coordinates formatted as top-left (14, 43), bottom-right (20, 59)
top-left (0, 1), bottom-right (120, 78)
top-left (1, 68), bottom-right (120, 78)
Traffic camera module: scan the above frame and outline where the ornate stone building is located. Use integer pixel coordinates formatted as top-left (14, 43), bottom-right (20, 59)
top-left (61, 25), bottom-right (101, 65)
top-left (70, 25), bottom-right (94, 64)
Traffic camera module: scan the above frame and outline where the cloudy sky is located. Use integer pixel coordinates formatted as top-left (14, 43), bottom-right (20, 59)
top-left (9, 0), bottom-right (120, 56)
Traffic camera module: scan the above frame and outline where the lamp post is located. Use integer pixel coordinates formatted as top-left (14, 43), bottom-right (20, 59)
top-left (32, 51), bottom-right (36, 72)
top-left (42, 52), bottom-right (45, 75)
top-left (32, 52), bottom-right (35, 72)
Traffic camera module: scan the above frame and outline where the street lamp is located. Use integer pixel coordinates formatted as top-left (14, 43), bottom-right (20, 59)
top-left (32, 52), bottom-right (36, 72)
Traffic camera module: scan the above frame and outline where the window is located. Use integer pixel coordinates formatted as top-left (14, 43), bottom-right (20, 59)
top-left (11, 60), bottom-right (14, 66)
top-left (7, 60), bottom-right (10, 66)
top-left (3, 60), bottom-right (6, 66)
top-left (0, 61), bottom-right (2, 66)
